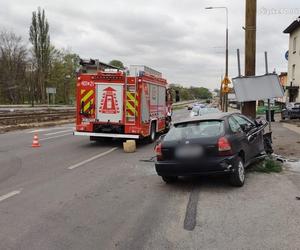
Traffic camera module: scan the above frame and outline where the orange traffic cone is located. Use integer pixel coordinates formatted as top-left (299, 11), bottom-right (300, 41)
top-left (32, 134), bottom-right (40, 148)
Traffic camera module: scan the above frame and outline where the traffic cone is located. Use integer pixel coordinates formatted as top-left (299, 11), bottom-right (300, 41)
top-left (32, 134), bottom-right (40, 148)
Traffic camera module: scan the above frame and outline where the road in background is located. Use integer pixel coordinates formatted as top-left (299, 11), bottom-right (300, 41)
top-left (0, 108), bottom-right (299, 249)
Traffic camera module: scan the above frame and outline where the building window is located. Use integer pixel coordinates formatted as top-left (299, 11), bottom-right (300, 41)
top-left (293, 37), bottom-right (297, 53)
top-left (292, 64), bottom-right (296, 80)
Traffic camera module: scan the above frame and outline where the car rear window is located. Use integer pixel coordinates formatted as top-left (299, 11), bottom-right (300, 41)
top-left (199, 108), bottom-right (220, 115)
top-left (164, 120), bottom-right (224, 141)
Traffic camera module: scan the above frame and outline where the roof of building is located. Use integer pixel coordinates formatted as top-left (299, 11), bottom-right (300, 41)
top-left (283, 17), bottom-right (300, 34)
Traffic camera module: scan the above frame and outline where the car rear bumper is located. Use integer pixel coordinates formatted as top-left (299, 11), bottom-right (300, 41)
top-left (74, 131), bottom-right (140, 139)
top-left (155, 156), bottom-right (237, 176)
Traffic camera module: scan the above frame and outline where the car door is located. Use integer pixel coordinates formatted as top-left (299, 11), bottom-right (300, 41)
top-left (232, 114), bottom-right (264, 157)
top-left (227, 116), bottom-right (252, 163)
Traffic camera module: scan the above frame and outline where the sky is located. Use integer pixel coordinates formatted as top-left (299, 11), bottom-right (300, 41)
top-left (0, 0), bottom-right (299, 90)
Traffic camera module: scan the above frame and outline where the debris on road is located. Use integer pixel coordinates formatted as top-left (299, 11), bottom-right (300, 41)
top-left (139, 156), bottom-right (156, 162)
top-left (251, 156), bottom-right (283, 173)
top-left (123, 140), bottom-right (136, 153)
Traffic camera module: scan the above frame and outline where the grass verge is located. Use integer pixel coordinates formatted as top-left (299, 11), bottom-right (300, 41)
top-left (251, 157), bottom-right (283, 173)
top-left (172, 105), bottom-right (187, 111)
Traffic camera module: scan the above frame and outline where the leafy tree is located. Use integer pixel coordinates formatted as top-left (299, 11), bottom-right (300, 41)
top-left (29, 7), bottom-right (51, 103)
top-left (47, 50), bottom-right (79, 104)
top-left (109, 60), bottom-right (124, 69)
top-left (169, 84), bottom-right (212, 101)
top-left (213, 88), bottom-right (220, 97)
top-left (0, 30), bottom-right (27, 104)
top-left (190, 86), bottom-right (212, 99)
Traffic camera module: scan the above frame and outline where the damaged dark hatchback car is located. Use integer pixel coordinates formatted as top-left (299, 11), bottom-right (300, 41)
top-left (155, 113), bottom-right (269, 187)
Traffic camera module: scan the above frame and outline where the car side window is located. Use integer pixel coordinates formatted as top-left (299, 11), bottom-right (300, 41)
top-left (232, 115), bottom-right (252, 126)
top-left (228, 117), bottom-right (242, 133)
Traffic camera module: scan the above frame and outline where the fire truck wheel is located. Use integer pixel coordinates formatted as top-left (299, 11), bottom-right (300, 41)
top-left (149, 123), bottom-right (156, 143)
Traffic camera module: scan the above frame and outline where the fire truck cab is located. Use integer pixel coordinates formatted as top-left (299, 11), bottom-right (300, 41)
top-left (74, 59), bottom-right (172, 142)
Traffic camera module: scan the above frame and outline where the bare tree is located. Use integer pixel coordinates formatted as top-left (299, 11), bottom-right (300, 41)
top-left (29, 7), bottom-right (50, 103)
top-left (0, 30), bottom-right (27, 104)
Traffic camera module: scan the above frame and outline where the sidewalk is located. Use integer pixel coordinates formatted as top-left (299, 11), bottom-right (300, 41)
top-left (272, 119), bottom-right (300, 159)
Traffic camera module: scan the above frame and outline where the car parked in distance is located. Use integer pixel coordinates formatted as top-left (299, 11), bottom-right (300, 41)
top-left (187, 103), bottom-right (194, 110)
top-left (281, 102), bottom-right (300, 120)
top-left (155, 113), bottom-right (268, 187)
top-left (190, 107), bottom-right (220, 118)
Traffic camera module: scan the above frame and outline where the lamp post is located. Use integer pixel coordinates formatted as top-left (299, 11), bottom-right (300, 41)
top-left (65, 75), bottom-right (71, 104)
top-left (205, 6), bottom-right (229, 112)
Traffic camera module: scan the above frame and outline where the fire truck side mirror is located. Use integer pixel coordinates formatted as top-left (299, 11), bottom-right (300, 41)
top-left (175, 90), bottom-right (180, 102)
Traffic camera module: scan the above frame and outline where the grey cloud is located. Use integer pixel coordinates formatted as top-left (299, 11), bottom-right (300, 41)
top-left (0, 0), bottom-right (296, 89)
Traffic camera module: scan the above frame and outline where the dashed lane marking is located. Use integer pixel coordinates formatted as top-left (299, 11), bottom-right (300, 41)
top-left (67, 147), bottom-right (118, 170)
top-left (0, 190), bottom-right (22, 203)
top-left (39, 133), bottom-right (73, 141)
top-left (44, 129), bottom-right (74, 136)
top-left (26, 127), bottom-right (75, 134)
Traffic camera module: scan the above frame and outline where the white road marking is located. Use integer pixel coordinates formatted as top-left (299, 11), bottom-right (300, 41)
top-left (26, 126), bottom-right (75, 134)
top-left (68, 147), bottom-right (118, 170)
top-left (0, 190), bottom-right (21, 203)
top-left (26, 129), bottom-right (46, 134)
top-left (44, 129), bottom-right (74, 136)
top-left (39, 133), bottom-right (73, 141)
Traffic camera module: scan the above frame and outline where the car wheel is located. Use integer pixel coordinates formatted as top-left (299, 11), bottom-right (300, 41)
top-left (229, 157), bottom-right (245, 187)
top-left (162, 176), bottom-right (178, 184)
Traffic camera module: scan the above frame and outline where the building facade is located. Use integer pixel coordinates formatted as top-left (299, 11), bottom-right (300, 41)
top-left (284, 17), bottom-right (300, 102)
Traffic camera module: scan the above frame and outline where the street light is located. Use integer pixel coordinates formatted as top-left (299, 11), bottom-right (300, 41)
top-left (205, 6), bottom-right (229, 112)
top-left (64, 75), bottom-right (71, 104)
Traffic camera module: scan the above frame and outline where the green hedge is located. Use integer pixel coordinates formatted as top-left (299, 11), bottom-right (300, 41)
top-left (256, 105), bottom-right (282, 115)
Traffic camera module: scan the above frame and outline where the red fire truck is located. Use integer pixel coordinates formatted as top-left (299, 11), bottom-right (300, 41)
top-left (74, 59), bottom-right (172, 142)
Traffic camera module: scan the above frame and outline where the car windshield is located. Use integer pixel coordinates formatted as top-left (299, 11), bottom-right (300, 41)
top-left (164, 120), bottom-right (224, 141)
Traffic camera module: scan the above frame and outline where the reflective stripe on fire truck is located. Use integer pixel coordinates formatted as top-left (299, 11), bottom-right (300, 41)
top-left (126, 92), bottom-right (138, 116)
top-left (81, 89), bottom-right (94, 113)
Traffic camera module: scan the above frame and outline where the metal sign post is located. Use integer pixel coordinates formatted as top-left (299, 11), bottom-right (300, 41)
top-left (46, 87), bottom-right (57, 105)
top-left (265, 52), bottom-right (272, 133)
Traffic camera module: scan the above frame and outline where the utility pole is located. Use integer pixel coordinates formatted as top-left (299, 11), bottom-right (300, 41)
top-left (242, 0), bottom-right (257, 118)
top-left (224, 8), bottom-right (229, 112)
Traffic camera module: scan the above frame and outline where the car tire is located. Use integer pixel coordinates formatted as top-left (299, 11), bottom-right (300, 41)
top-left (229, 157), bottom-right (245, 187)
top-left (148, 123), bottom-right (156, 143)
top-left (162, 176), bottom-right (178, 184)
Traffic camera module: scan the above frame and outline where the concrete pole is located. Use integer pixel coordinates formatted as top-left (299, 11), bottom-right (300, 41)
top-left (224, 9), bottom-right (229, 112)
top-left (265, 51), bottom-right (272, 132)
top-left (242, 0), bottom-right (257, 118)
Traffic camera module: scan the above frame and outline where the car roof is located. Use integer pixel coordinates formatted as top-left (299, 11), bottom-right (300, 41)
top-left (174, 112), bottom-right (234, 125)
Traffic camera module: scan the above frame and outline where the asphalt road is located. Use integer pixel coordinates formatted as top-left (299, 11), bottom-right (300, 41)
top-left (0, 109), bottom-right (300, 250)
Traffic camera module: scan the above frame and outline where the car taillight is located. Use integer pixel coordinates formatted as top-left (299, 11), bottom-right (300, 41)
top-left (218, 137), bottom-right (232, 155)
top-left (155, 143), bottom-right (163, 160)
